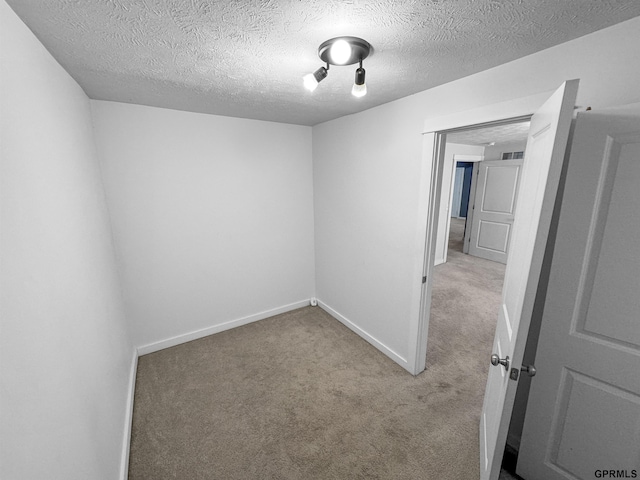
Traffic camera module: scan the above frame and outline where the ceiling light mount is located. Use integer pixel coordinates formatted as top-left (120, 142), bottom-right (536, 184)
top-left (318, 36), bottom-right (371, 66)
top-left (304, 36), bottom-right (372, 97)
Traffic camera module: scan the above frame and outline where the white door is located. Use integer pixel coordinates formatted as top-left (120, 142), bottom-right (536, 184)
top-left (516, 104), bottom-right (640, 479)
top-left (468, 159), bottom-right (523, 264)
top-left (479, 79), bottom-right (579, 480)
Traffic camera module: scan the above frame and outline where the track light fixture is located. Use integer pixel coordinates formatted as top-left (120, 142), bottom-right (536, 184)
top-left (303, 36), bottom-right (371, 97)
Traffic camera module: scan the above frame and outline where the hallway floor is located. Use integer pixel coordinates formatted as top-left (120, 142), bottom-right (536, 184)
top-left (440, 218), bottom-right (522, 480)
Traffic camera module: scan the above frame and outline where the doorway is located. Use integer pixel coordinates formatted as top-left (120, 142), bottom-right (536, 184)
top-left (412, 81), bottom-right (579, 480)
top-left (426, 118), bottom-right (533, 478)
top-left (438, 120), bottom-right (530, 265)
top-left (451, 161), bottom-right (474, 219)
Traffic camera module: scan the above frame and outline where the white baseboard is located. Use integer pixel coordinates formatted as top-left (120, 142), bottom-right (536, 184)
top-left (119, 300), bottom-right (311, 477)
top-left (119, 299), bottom-right (409, 477)
top-left (120, 349), bottom-right (138, 480)
top-left (317, 300), bottom-right (411, 373)
top-left (136, 300), bottom-right (311, 356)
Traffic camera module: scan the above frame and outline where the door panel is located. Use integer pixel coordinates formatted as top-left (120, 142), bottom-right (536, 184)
top-left (482, 165), bottom-right (520, 212)
top-left (581, 142), bottom-right (640, 345)
top-left (479, 80), bottom-right (579, 480)
top-left (469, 160), bottom-right (522, 264)
top-left (477, 221), bottom-right (510, 252)
top-left (550, 370), bottom-right (640, 479)
top-left (517, 105), bottom-right (640, 480)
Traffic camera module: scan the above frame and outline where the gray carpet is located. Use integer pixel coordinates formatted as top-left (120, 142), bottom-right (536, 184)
top-left (128, 217), bottom-right (506, 479)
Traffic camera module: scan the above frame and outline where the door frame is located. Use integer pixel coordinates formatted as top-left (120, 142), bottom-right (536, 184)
top-left (451, 165), bottom-right (465, 217)
top-left (437, 154), bottom-right (484, 266)
top-left (463, 161), bottom-right (481, 254)
top-left (414, 115), bottom-right (533, 373)
top-left (410, 91), bottom-right (551, 375)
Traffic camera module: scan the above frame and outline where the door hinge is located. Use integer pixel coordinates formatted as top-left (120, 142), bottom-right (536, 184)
top-left (422, 276), bottom-right (427, 284)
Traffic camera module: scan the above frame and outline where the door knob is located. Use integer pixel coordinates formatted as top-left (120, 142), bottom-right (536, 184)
top-left (521, 364), bottom-right (537, 377)
top-left (490, 354), bottom-right (509, 371)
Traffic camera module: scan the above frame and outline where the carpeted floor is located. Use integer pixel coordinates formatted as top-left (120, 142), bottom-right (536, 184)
top-left (128, 217), bottom-right (507, 480)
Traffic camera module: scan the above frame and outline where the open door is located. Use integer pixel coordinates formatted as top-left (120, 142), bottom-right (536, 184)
top-left (516, 104), bottom-right (640, 479)
top-left (479, 79), bottom-right (579, 480)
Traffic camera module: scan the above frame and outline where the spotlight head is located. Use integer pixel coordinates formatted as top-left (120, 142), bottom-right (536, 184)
top-left (303, 66), bottom-right (328, 92)
top-left (351, 67), bottom-right (367, 97)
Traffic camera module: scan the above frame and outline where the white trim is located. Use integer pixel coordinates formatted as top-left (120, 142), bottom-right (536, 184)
top-left (136, 300), bottom-right (311, 355)
top-left (422, 91), bottom-right (550, 134)
top-left (453, 154), bottom-right (484, 162)
top-left (317, 300), bottom-right (411, 374)
top-left (464, 162), bottom-right (481, 254)
top-left (120, 349), bottom-right (138, 480)
top-left (120, 300), bottom-right (312, 476)
top-left (410, 132), bottom-right (446, 375)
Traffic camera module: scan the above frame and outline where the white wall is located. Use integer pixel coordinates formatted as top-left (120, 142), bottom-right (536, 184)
top-left (91, 101), bottom-right (315, 350)
top-left (312, 16), bottom-right (640, 372)
top-left (483, 140), bottom-right (528, 161)
top-left (0, 2), bottom-right (134, 479)
top-left (434, 143), bottom-right (485, 265)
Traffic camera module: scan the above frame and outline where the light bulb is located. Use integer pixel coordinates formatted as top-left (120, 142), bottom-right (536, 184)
top-left (303, 67), bottom-right (328, 92)
top-left (351, 83), bottom-right (367, 97)
top-left (303, 73), bottom-right (319, 92)
top-left (329, 39), bottom-right (351, 65)
top-left (352, 66), bottom-right (366, 97)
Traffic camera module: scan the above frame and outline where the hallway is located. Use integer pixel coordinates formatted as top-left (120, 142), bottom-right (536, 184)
top-left (428, 217), bottom-right (521, 479)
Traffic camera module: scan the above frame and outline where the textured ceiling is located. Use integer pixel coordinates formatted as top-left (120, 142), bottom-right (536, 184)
top-left (7, 0), bottom-right (640, 126)
top-left (447, 121), bottom-right (531, 146)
